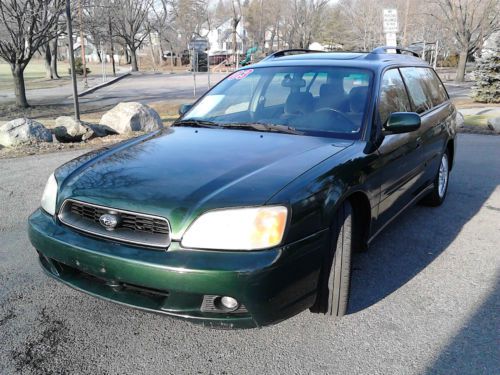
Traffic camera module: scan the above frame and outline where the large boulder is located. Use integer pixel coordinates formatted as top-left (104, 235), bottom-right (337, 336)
top-left (99, 102), bottom-right (163, 134)
top-left (487, 117), bottom-right (500, 133)
top-left (54, 116), bottom-right (116, 142)
top-left (0, 118), bottom-right (52, 147)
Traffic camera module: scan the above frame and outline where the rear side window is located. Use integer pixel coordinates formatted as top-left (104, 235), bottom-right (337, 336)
top-left (378, 69), bottom-right (412, 125)
top-left (400, 68), bottom-right (434, 113)
top-left (420, 68), bottom-right (448, 106)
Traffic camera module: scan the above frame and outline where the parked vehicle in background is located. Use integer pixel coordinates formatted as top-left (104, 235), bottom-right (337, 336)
top-left (29, 47), bottom-right (458, 328)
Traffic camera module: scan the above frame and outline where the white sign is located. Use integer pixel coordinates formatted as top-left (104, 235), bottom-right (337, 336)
top-left (385, 33), bottom-right (397, 48)
top-left (383, 9), bottom-right (398, 33)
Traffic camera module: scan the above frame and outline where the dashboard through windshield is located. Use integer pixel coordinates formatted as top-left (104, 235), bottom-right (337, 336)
top-left (180, 66), bottom-right (373, 139)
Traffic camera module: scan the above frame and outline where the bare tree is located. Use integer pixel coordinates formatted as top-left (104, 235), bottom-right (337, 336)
top-left (433, 0), bottom-right (500, 82)
top-left (113, 0), bottom-right (153, 71)
top-left (0, 0), bottom-right (64, 107)
top-left (42, 13), bottom-right (64, 80)
top-left (230, 0), bottom-right (242, 66)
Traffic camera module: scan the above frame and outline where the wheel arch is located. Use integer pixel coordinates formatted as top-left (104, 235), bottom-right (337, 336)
top-left (345, 191), bottom-right (371, 252)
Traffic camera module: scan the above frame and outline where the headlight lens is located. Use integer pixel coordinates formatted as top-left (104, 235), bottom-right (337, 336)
top-left (181, 206), bottom-right (288, 250)
top-left (41, 173), bottom-right (58, 215)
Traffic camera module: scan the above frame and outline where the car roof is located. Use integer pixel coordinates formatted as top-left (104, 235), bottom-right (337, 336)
top-left (251, 48), bottom-right (431, 72)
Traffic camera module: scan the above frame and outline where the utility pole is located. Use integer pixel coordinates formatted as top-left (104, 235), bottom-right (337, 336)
top-left (78, 0), bottom-right (88, 88)
top-left (65, 0), bottom-right (80, 120)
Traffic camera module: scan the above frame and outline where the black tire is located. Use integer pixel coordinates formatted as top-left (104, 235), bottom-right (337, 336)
top-left (421, 150), bottom-right (450, 207)
top-left (313, 200), bottom-right (354, 317)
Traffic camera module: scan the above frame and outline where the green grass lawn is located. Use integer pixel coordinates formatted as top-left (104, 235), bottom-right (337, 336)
top-left (0, 59), bottom-right (116, 92)
top-left (463, 114), bottom-right (492, 127)
top-left (0, 61), bottom-right (71, 91)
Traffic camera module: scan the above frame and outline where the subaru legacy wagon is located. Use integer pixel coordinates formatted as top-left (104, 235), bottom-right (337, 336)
top-left (29, 47), bottom-right (458, 328)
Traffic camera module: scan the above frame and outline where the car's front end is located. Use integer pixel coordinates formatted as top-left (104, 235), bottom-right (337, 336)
top-left (29, 205), bottom-right (329, 328)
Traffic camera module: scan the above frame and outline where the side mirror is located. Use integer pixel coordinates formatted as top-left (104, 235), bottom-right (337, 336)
top-left (178, 103), bottom-right (193, 116)
top-left (384, 112), bottom-right (421, 134)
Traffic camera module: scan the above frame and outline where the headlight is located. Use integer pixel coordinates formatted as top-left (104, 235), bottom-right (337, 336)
top-left (41, 173), bottom-right (58, 215)
top-left (181, 206), bottom-right (288, 250)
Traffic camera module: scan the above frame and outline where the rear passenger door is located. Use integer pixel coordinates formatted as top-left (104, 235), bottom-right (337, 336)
top-left (400, 67), bottom-right (451, 185)
top-left (375, 68), bottom-right (424, 229)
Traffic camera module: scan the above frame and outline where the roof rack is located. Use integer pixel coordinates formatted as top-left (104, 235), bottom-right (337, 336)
top-left (263, 49), bottom-right (325, 60)
top-left (370, 46), bottom-right (420, 58)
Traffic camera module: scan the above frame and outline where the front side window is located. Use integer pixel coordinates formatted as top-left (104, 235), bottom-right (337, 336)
top-left (181, 66), bottom-right (373, 139)
top-left (400, 67), bottom-right (434, 113)
top-left (378, 69), bottom-right (412, 125)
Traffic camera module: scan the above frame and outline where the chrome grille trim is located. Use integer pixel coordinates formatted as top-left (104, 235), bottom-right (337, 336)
top-left (58, 199), bottom-right (171, 249)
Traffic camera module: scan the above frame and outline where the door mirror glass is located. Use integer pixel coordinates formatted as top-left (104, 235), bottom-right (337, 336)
top-left (178, 103), bottom-right (193, 116)
top-left (384, 112), bottom-right (421, 134)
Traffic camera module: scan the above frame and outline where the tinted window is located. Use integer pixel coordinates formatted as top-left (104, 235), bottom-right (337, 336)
top-left (400, 68), bottom-right (434, 113)
top-left (378, 69), bottom-right (412, 125)
top-left (420, 68), bottom-right (448, 106)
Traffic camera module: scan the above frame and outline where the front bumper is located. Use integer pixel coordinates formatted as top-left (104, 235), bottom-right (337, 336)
top-left (28, 209), bottom-right (328, 328)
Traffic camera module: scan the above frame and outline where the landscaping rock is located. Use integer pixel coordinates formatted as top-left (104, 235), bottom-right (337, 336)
top-left (0, 118), bottom-right (52, 147)
top-left (487, 117), bottom-right (500, 133)
top-left (99, 102), bottom-right (163, 134)
top-left (54, 116), bottom-right (115, 142)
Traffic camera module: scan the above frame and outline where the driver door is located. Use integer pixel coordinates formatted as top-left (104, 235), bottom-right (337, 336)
top-left (374, 68), bottom-right (424, 231)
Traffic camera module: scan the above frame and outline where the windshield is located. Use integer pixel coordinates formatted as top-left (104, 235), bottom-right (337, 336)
top-left (180, 66), bottom-right (372, 139)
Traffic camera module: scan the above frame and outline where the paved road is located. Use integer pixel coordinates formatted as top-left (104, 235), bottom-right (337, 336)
top-left (0, 134), bottom-right (498, 374)
top-left (75, 72), bottom-right (227, 108)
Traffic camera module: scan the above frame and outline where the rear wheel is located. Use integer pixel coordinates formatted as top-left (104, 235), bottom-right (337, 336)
top-left (421, 151), bottom-right (450, 207)
top-left (314, 201), bottom-right (354, 317)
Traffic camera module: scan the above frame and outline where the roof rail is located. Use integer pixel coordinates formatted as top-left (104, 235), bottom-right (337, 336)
top-left (370, 46), bottom-right (420, 58)
top-left (263, 49), bottom-right (325, 60)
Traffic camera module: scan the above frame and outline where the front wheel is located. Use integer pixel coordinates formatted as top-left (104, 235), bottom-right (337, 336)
top-left (313, 201), bottom-right (354, 317)
top-left (421, 151), bottom-right (450, 207)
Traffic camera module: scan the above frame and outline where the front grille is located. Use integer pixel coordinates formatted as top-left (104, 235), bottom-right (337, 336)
top-left (58, 199), bottom-right (171, 249)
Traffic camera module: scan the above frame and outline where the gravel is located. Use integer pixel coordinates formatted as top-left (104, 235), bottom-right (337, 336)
top-left (0, 134), bottom-right (498, 375)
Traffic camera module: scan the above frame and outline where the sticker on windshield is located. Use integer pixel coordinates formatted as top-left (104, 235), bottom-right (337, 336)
top-left (228, 69), bottom-right (254, 80)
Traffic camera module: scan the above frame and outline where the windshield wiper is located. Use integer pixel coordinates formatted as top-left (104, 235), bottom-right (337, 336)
top-left (174, 119), bottom-right (220, 128)
top-left (218, 122), bottom-right (303, 135)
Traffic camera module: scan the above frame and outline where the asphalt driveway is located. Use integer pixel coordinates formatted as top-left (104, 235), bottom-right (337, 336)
top-left (0, 134), bottom-right (498, 374)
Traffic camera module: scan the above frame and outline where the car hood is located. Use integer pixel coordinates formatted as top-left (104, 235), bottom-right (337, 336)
top-left (56, 127), bottom-right (351, 238)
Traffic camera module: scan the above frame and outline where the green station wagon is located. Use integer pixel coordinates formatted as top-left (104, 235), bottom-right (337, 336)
top-left (28, 47), bottom-right (458, 328)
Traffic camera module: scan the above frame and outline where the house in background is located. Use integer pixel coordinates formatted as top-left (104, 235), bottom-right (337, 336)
top-left (203, 18), bottom-right (248, 58)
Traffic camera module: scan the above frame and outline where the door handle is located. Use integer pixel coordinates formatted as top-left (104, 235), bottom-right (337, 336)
top-left (415, 137), bottom-right (422, 149)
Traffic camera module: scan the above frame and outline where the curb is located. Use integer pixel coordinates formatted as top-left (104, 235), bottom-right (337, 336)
top-left (78, 73), bottom-right (131, 97)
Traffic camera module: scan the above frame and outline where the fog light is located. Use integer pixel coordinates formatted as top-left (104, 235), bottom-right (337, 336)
top-left (220, 296), bottom-right (239, 310)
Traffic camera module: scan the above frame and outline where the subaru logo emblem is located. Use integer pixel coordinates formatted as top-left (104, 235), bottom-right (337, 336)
top-left (99, 213), bottom-right (119, 231)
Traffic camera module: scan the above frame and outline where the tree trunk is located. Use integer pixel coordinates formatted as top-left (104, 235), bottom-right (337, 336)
top-left (456, 50), bottom-right (468, 82)
top-left (44, 43), bottom-right (52, 79)
top-left (50, 38), bottom-right (60, 79)
top-left (108, 18), bottom-right (116, 76)
top-left (130, 48), bottom-right (139, 71)
top-left (12, 64), bottom-right (29, 108)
